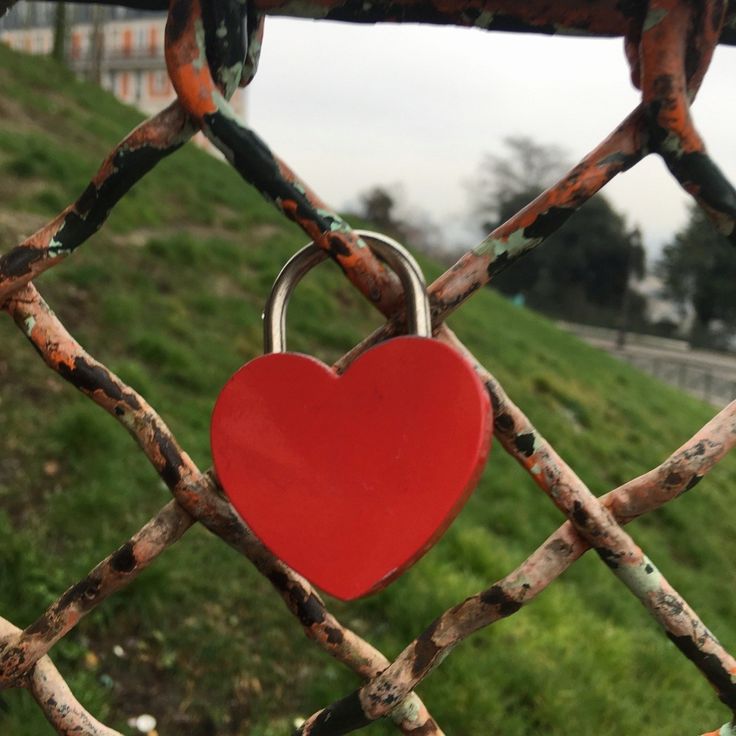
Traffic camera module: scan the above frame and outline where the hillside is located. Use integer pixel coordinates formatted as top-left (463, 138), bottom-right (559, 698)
top-left (0, 46), bottom-right (735, 736)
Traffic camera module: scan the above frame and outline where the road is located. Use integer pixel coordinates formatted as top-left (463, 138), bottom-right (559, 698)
top-left (558, 323), bottom-right (736, 408)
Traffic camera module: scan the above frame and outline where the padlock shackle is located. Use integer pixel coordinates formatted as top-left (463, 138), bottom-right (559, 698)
top-left (263, 230), bottom-right (431, 354)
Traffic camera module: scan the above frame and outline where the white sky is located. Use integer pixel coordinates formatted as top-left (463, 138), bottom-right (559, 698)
top-left (247, 18), bottom-right (736, 259)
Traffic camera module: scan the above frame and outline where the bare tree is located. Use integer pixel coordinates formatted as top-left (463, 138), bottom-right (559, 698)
top-left (470, 135), bottom-right (567, 230)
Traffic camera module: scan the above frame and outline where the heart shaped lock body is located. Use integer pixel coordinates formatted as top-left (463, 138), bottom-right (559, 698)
top-left (211, 335), bottom-right (491, 600)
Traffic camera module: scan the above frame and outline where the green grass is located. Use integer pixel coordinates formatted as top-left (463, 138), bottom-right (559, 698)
top-left (1, 45), bottom-right (735, 736)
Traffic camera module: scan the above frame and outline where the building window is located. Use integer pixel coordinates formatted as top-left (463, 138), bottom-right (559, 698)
top-left (148, 70), bottom-right (170, 97)
top-left (119, 72), bottom-right (130, 99)
top-left (71, 31), bottom-right (81, 59)
top-left (135, 71), bottom-right (143, 103)
top-left (122, 28), bottom-right (132, 56)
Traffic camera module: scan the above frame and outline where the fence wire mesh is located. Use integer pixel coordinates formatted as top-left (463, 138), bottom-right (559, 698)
top-left (1, 1), bottom-right (736, 734)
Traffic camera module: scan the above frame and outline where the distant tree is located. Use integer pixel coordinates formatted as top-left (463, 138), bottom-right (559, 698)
top-left (472, 135), bottom-right (567, 232)
top-left (357, 186), bottom-right (404, 236)
top-left (470, 137), bottom-right (645, 325)
top-left (51, 2), bottom-right (67, 62)
top-left (89, 5), bottom-right (107, 84)
top-left (659, 205), bottom-right (736, 347)
top-left (349, 185), bottom-right (442, 256)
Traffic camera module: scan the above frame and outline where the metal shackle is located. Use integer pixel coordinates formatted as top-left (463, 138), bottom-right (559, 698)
top-left (263, 230), bottom-right (432, 354)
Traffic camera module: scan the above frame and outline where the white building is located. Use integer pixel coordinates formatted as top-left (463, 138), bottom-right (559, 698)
top-left (633, 274), bottom-right (691, 334)
top-left (0, 3), bottom-right (246, 129)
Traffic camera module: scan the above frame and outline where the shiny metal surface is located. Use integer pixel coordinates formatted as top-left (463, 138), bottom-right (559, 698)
top-left (263, 230), bottom-right (431, 354)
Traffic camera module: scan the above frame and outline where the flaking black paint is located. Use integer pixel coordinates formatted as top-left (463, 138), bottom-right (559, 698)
top-left (305, 691), bottom-right (369, 735)
top-left (165, 0), bottom-right (191, 45)
top-left (486, 250), bottom-right (509, 278)
top-left (411, 618), bottom-right (441, 677)
top-left (685, 474), bottom-right (702, 491)
top-left (204, 112), bottom-right (335, 236)
top-left (514, 432), bottom-right (535, 457)
top-left (110, 542), bottom-right (137, 573)
top-left (294, 592), bottom-right (326, 628)
top-left (596, 547), bottom-right (621, 569)
top-left (676, 151), bottom-right (736, 218)
top-left (480, 584), bottom-right (523, 616)
top-left (152, 425), bottom-right (184, 488)
top-left (0, 246), bottom-right (46, 281)
top-left (325, 626), bottom-right (344, 645)
top-left (523, 207), bottom-right (575, 239)
top-left (667, 632), bottom-right (736, 709)
top-left (571, 500), bottom-right (589, 527)
top-left (57, 574), bottom-right (102, 611)
top-left (55, 144), bottom-right (181, 254)
top-left (495, 412), bottom-right (515, 433)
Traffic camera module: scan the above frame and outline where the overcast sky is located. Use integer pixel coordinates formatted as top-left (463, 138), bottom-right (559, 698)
top-left (247, 18), bottom-right (736, 259)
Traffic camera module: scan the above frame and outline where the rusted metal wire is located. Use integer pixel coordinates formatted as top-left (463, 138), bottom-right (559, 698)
top-left (2, 284), bottom-right (442, 735)
top-left (2, 1), bottom-right (736, 734)
top-left (0, 617), bottom-right (124, 736)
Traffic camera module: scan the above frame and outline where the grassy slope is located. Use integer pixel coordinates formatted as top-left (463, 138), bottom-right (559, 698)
top-left (0, 46), bottom-right (734, 736)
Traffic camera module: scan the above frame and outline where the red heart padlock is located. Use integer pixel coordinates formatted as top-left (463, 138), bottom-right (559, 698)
top-left (211, 232), bottom-right (491, 600)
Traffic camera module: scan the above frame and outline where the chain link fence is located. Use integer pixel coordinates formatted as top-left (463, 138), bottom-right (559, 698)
top-left (1, 1), bottom-right (736, 734)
